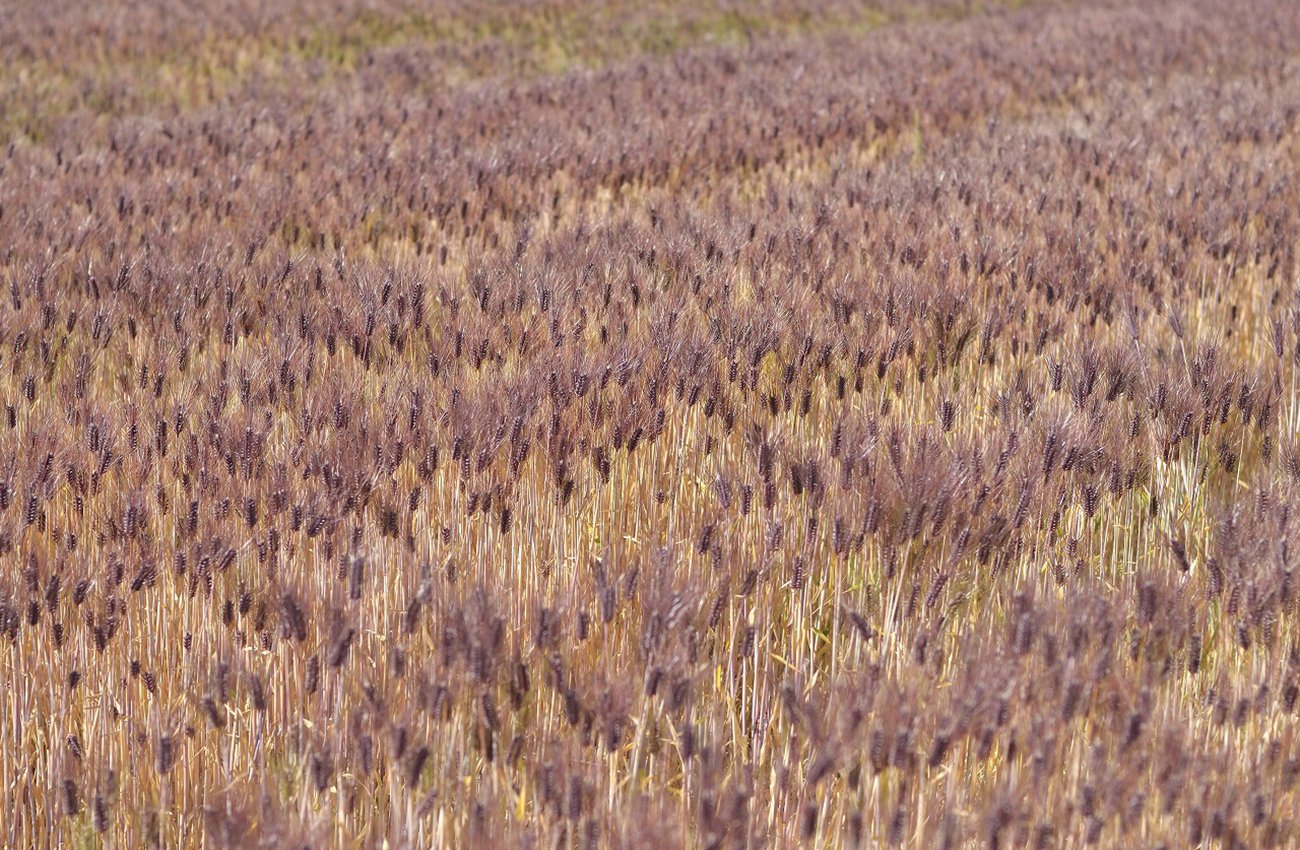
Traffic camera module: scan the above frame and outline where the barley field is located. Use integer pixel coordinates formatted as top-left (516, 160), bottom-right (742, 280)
top-left (3, 0), bottom-right (1300, 847)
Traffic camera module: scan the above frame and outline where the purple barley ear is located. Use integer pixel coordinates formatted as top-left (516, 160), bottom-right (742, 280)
top-left (1167, 534), bottom-right (1189, 573)
top-left (61, 778), bottom-right (80, 817)
top-left (311, 751), bottom-right (333, 793)
top-left (330, 627), bottom-right (356, 668)
top-left (157, 734), bottom-right (176, 773)
top-left (305, 655), bottom-right (321, 695)
top-left (940, 399), bottom-right (955, 432)
top-left (93, 793), bottom-right (109, 833)
top-left (407, 746), bottom-right (430, 785)
top-left (249, 674), bottom-right (267, 712)
top-left (801, 803), bottom-right (819, 840)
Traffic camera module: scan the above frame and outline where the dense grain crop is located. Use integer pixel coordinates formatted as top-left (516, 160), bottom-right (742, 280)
top-left (3, 0), bottom-right (1300, 847)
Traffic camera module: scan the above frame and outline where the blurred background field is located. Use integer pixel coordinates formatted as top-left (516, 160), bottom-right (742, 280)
top-left (2, 1), bottom-right (1300, 848)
